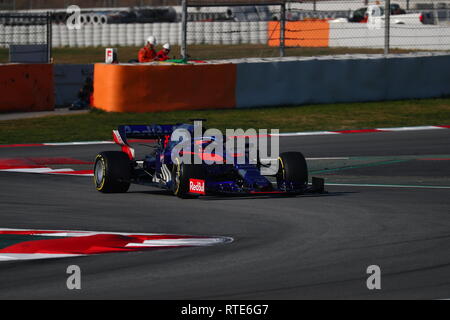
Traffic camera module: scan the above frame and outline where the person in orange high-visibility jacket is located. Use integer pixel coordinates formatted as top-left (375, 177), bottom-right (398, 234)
top-left (138, 36), bottom-right (157, 63)
top-left (155, 43), bottom-right (171, 62)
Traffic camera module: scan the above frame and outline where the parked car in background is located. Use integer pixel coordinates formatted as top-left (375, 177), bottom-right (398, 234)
top-left (226, 6), bottom-right (275, 22)
top-left (349, 3), bottom-right (434, 24)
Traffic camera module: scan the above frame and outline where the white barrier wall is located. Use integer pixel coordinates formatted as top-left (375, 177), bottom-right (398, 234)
top-left (235, 53), bottom-right (450, 108)
top-left (329, 22), bottom-right (450, 51)
top-left (1, 22), bottom-right (449, 51)
top-left (45, 22), bottom-right (267, 48)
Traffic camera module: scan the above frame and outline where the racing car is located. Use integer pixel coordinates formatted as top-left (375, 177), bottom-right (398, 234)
top-left (93, 122), bottom-right (324, 198)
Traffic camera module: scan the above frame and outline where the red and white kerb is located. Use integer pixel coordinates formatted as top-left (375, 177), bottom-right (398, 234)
top-left (0, 229), bottom-right (232, 261)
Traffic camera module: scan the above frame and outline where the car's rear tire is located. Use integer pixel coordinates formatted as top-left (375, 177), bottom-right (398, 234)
top-left (94, 152), bottom-right (131, 193)
top-left (172, 158), bottom-right (205, 199)
top-left (277, 152), bottom-right (308, 188)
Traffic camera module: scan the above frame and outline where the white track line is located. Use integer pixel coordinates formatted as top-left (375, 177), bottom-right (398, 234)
top-left (274, 131), bottom-right (340, 137)
top-left (126, 238), bottom-right (232, 247)
top-left (307, 157), bottom-right (350, 161)
top-left (44, 141), bottom-right (113, 146)
top-left (0, 126), bottom-right (448, 148)
top-left (0, 168), bottom-right (93, 177)
top-left (274, 126), bottom-right (447, 137)
top-left (0, 254), bottom-right (82, 261)
top-left (0, 168), bottom-right (71, 173)
top-left (261, 157), bottom-right (350, 161)
top-left (377, 126), bottom-right (446, 131)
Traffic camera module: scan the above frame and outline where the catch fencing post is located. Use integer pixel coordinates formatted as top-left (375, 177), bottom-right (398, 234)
top-left (181, 0), bottom-right (188, 60)
top-left (384, 0), bottom-right (391, 55)
top-left (280, 1), bottom-right (286, 57)
top-left (47, 11), bottom-right (52, 63)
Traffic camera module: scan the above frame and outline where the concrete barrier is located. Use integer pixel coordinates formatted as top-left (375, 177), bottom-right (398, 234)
top-left (268, 20), bottom-right (330, 47)
top-left (91, 53), bottom-right (450, 113)
top-left (0, 64), bottom-right (54, 113)
top-left (54, 64), bottom-right (94, 107)
top-left (235, 53), bottom-right (450, 108)
top-left (93, 63), bottom-right (236, 113)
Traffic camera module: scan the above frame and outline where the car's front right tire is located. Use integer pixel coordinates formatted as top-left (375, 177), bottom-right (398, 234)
top-left (276, 152), bottom-right (308, 189)
top-left (172, 158), bottom-right (205, 199)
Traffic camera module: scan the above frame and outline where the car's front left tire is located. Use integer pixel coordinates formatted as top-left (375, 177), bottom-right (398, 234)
top-left (94, 151), bottom-right (131, 193)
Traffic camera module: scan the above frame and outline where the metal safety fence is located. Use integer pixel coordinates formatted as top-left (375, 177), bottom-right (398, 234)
top-left (0, 12), bottom-right (52, 62)
top-left (1, 1), bottom-right (450, 62)
top-left (182, 1), bottom-right (287, 59)
top-left (180, 0), bottom-right (450, 59)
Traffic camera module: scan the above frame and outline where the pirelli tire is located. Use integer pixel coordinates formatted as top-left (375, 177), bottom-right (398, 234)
top-left (94, 151), bottom-right (131, 193)
top-left (277, 152), bottom-right (308, 188)
top-left (172, 158), bottom-right (205, 199)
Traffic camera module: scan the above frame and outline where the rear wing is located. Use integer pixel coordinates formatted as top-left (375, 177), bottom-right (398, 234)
top-left (112, 124), bottom-right (196, 160)
top-left (116, 125), bottom-right (180, 141)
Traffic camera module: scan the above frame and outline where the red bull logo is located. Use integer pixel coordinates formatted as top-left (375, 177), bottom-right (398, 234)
top-left (189, 179), bottom-right (205, 195)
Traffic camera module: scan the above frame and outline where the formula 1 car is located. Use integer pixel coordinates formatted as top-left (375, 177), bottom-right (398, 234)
top-left (93, 123), bottom-right (324, 198)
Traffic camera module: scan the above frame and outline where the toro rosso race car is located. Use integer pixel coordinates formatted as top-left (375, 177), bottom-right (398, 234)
top-left (94, 123), bottom-right (325, 198)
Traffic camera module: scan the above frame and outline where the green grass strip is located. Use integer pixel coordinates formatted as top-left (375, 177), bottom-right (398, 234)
top-left (0, 97), bottom-right (449, 144)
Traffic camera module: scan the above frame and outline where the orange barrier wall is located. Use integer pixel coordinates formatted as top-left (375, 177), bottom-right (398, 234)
top-left (93, 63), bottom-right (236, 113)
top-left (268, 20), bottom-right (330, 47)
top-left (0, 64), bottom-right (54, 113)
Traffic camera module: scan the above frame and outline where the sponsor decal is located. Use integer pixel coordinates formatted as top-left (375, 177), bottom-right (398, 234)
top-left (105, 48), bottom-right (117, 64)
top-left (0, 229), bottom-right (232, 261)
top-left (189, 179), bottom-right (206, 195)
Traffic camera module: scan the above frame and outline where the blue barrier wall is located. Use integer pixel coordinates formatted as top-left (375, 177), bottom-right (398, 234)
top-left (54, 64), bottom-right (93, 107)
top-left (235, 54), bottom-right (450, 108)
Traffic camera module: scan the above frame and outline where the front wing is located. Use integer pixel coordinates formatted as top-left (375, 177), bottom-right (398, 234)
top-left (187, 177), bottom-right (326, 197)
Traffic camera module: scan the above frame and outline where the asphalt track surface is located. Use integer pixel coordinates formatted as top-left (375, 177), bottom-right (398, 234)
top-left (0, 130), bottom-right (449, 299)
